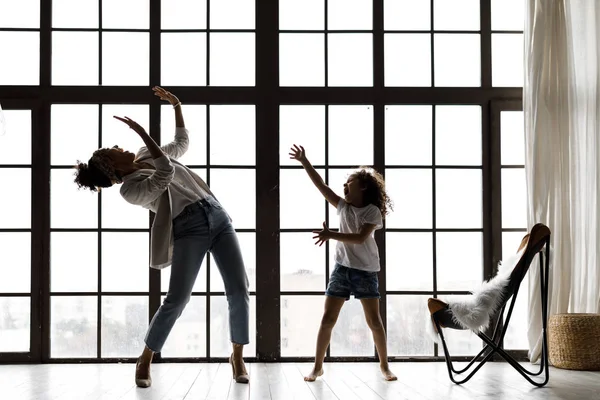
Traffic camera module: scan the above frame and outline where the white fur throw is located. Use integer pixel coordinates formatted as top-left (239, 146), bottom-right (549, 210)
top-left (426, 252), bottom-right (522, 343)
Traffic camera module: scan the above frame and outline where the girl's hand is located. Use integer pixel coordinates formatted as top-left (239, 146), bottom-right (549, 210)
top-left (153, 86), bottom-right (180, 106)
top-left (312, 222), bottom-right (332, 247)
top-left (113, 116), bottom-right (148, 137)
top-left (289, 144), bottom-right (307, 163)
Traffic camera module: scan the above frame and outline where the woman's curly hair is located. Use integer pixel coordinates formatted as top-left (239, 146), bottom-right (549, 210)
top-left (353, 166), bottom-right (393, 218)
top-left (74, 159), bottom-right (113, 192)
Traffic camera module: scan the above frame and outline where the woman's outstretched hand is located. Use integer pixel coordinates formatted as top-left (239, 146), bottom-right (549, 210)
top-left (289, 144), bottom-right (307, 163)
top-left (113, 116), bottom-right (148, 137)
top-left (153, 86), bottom-right (180, 106)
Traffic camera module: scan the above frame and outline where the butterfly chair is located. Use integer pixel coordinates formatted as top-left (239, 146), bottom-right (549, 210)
top-left (427, 223), bottom-right (551, 387)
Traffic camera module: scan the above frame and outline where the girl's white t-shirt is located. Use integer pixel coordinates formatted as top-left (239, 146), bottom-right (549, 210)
top-left (334, 199), bottom-right (383, 272)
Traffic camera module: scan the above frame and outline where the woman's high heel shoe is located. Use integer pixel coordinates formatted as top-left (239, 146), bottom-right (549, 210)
top-left (229, 354), bottom-right (250, 384)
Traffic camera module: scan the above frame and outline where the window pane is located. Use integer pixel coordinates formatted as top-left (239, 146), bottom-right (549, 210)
top-left (51, 296), bottom-right (97, 358)
top-left (384, 0), bottom-right (430, 30)
top-left (101, 296), bottom-right (148, 357)
top-left (279, 34), bottom-right (325, 87)
top-left (436, 232), bottom-right (482, 291)
top-left (209, 169), bottom-right (255, 229)
top-left (100, 107), bottom-right (151, 229)
top-left (102, 233), bottom-right (149, 292)
top-left (161, 0), bottom-right (207, 29)
top-left (330, 299), bottom-right (373, 356)
top-left (209, 232), bottom-right (256, 292)
top-left (102, 33), bottom-right (149, 86)
top-left (434, 34), bottom-right (480, 87)
top-left (279, 0), bottom-right (324, 30)
top-left (209, 0), bottom-right (254, 29)
top-left (328, 0), bottom-right (372, 30)
top-left (503, 283), bottom-right (529, 350)
top-left (0, 169), bottom-right (31, 229)
top-left (51, 232), bottom-right (98, 292)
top-left (433, 0), bottom-right (480, 31)
top-left (502, 231), bottom-right (529, 350)
top-left (53, 0), bottom-right (98, 28)
top-left (209, 33), bottom-right (255, 86)
top-left (0, 0), bottom-right (39, 28)
top-left (434, 0), bottom-right (479, 30)
top-left (387, 295), bottom-right (432, 356)
top-left (385, 105), bottom-right (432, 165)
top-left (210, 295), bottom-right (256, 357)
top-left (51, 104), bottom-right (99, 165)
top-left (384, 34), bottom-right (431, 87)
top-left (501, 111), bottom-right (524, 165)
top-left (502, 234), bottom-right (529, 349)
top-left (0, 233), bottom-right (30, 293)
top-left (51, 169), bottom-right (98, 229)
top-left (491, 0), bottom-right (524, 31)
top-left (502, 168), bottom-right (527, 229)
top-left (101, 187), bottom-right (149, 229)
top-left (323, 168), bottom-right (354, 230)
top-left (328, 34), bottom-right (372, 87)
top-left (161, 33), bottom-right (207, 86)
top-left (279, 105), bottom-right (325, 166)
top-left (328, 105), bottom-right (373, 165)
top-left (101, 104), bottom-right (149, 156)
top-left (161, 105), bottom-right (207, 166)
top-left (209, 105), bottom-right (255, 165)
top-left (385, 169), bottom-right (432, 229)
top-left (102, 0), bottom-right (149, 29)
top-left (440, 295), bottom-right (482, 356)
top-left (386, 233), bottom-right (432, 291)
top-left (0, 297), bottom-right (30, 352)
top-left (0, 105), bottom-right (5, 136)
top-left (502, 231), bottom-right (526, 260)
top-left (162, 257), bottom-right (207, 293)
top-left (436, 169), bottom-right (482, 229)
top-left (160, 295), bottom-right (206, 357)
top-left (281, 232), bottom-right (326, 291)
top-left (280, 168), bottom-right (325, 229)
top-left (281, 295), bottom-right (323, 356)
top-left (0, 32), bottom-right (39, 85)
top-left (0, 110), bottom-right (31, 164)
top-left (492, 34), bottom-right (524, 87)
top-left (435, 105), bottom-right (481, 166)
top-left (52, 32), bottom-right (99, 86)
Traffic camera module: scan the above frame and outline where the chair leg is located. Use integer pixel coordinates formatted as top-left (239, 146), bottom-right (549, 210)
top-left (478, 332), bottom-right (549, 387)
top-left (449, 302), bottom-right (508, 374)
top-left (436, 321), bottom-right (498, 385)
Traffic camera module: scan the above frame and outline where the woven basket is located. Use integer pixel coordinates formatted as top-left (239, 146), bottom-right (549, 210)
top-left (548, 313), bottom-right (600, 371)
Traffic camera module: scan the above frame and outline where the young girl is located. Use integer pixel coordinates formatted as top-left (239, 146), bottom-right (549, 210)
top-left (74, 87), bottom-right (250, 387)
top-left (289, 144), bottom-right (397, 382)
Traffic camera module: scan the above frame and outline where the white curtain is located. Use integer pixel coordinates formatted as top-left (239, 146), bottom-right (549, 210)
top-left (524, 0), bottom-right (600, 363)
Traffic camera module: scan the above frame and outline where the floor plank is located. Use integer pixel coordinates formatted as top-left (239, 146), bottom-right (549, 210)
top-left (0, 362), bottom-right (598, 400)
top-left (183, 363), bottom-right (221, 400)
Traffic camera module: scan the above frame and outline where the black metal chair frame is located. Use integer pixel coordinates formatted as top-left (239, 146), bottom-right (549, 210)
top-left (433, 236), bottom-right (550, 387)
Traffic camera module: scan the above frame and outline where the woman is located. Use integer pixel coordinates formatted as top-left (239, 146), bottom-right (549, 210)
top-left (74, 87), bottom-right (250, 387)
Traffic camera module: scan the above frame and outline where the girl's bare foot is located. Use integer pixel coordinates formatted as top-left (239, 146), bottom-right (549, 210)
top-left (304, 367), bottom-right (324, 382)
top-left (381, 367), bottom-right (397, 381)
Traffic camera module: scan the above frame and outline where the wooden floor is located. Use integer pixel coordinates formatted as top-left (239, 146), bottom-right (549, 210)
top-left (1, 362), bottom-right (599, 400)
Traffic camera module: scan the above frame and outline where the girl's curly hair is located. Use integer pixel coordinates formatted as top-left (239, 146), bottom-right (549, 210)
top-left (353, 166), bottom-right (393, 218)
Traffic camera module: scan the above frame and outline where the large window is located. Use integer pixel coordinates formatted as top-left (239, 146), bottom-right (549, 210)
top-left (0, 0), bottom-right (526, 362)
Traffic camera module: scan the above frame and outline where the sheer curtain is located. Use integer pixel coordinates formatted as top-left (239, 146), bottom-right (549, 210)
top-left (524, 0), bottom-right (600, 363)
